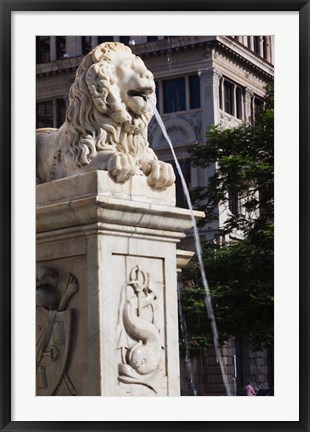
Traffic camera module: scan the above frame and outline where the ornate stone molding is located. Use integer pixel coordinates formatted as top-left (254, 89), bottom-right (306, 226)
top-left (198, 67), bottom-right (222, 86)
top-left (219, 110), bottom-right (243, 129)
top-left (151, 117), bottom-right (196, 148)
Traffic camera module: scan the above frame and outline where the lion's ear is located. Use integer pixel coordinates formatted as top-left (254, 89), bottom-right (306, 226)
top-left (92, 42), bottom-right (117, 63)
top-left (92, 45), bottom-right (106, 63)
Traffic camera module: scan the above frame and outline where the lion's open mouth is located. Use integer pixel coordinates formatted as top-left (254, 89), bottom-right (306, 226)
top-left (127, 87), bottom-right (154, 101)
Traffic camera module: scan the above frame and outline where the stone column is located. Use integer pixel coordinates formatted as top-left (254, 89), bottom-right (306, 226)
top-left (158, 80), bottom-right (164, 114)
top-left (221, 77), bottom-right (225, 113)
top-left (249, 36), bottom-right (254, 51)
top-left (52, 99), bottom-right (57, 128)
top-left (185, 76), bottom-right (190, 111)
top-left (252, 95), bottom-right (256, 122)
top-left (245, 87), bottom-right (254, 123)
top-left (50, 36), bottom-right (56, 61)
top-left (66, 36), bottom-right (82, 58)
top-left (259, 36), bottom-right (264, 58)
top-left (265, 36), bottom-right (271, 63)
top-left (36, 171), bottom-right (203, 397)
top-left (240, 90), bottom-right (245, 121)
top-left (199, 68), bottom-right (222, 138)
top-left (91, 36), bottom-right (98, 48)
top-left (233, 84), bottom-right (237, 118)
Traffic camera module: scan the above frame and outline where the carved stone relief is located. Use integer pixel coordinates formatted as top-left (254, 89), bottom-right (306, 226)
top-left (151, 117), bottom-right (196, 149)
top-left (219, 110), bottom-right (243, 129)
top-left (36, 266), bottom-right (79, 396)
top-left (117, 265), bottom-right (163, 394)
top-left (173, 112), bottom-right (202, 142)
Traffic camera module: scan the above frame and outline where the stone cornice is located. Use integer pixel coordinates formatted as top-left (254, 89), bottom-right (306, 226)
top-left (36, 195), bottom-right (204, 240)
top-left (36, 56), bottom-right (82, 77)
top-left (36, 36), bottom-right (274, 81)
top-left (36, 171), bottom-right (205, 239)
top-left (216, 36), bottom-right (274, 80)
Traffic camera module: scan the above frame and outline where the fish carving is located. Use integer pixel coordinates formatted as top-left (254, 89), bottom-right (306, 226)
top-left (117, 266), bottom-right (162, 393)
top-left (123, 291), bottom-right (161, 376)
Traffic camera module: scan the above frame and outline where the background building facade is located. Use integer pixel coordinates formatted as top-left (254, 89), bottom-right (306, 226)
top-left (36, 35), bottom-right (274, 395)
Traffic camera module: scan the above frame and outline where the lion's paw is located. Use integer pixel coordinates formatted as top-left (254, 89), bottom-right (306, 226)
top-left (144, 160), bottom-right (176, 190)
top-left (108, 153), bottom-right (137, 183)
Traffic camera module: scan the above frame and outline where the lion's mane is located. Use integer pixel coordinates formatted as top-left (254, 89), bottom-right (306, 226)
top-left (64, 42), bottom-right (155, 168)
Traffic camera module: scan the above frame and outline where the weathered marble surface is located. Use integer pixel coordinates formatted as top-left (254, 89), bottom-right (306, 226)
top-left (36, 170), bottom-right (176, 207)
top-left (36, 172), bottom-right (203, 396)
top-left (36, 42), bottom-right (175, 190)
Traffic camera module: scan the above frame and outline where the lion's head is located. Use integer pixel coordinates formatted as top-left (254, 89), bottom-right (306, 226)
top-left (64, 42), bottom-right (157, 167)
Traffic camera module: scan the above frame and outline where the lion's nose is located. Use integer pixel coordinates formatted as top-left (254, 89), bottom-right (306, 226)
top-left (140, 70), bottom-right (153, 80)
top-left (136, 64), bottom-right (153, 80)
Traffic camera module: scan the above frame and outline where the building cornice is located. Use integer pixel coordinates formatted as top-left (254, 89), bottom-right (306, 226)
top-left (216, 36), bottom-right (274, 79)
top-left (36, 36), bottom-right (274, 81)
top-left (36, 56), bottom-right (82, 77)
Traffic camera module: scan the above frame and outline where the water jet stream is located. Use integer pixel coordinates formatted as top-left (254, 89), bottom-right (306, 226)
top-left (177, 279), bottom-right (198, 396)
top-left (148, 97), bottom-right (232, 396)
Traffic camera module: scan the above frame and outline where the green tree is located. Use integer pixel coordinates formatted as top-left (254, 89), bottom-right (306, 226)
top-left (180, 84), bottom-right (274, 352)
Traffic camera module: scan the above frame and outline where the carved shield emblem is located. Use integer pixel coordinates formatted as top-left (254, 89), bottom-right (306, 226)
top-left (36, 310), bottom-right (72, 396)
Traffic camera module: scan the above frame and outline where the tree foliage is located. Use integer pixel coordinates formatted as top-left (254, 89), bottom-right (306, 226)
top-left (180, 84), bottom-right (274, 352)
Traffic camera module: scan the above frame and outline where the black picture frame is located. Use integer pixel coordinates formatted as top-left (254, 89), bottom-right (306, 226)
top-left (1, 1), bottom-right (309, 431)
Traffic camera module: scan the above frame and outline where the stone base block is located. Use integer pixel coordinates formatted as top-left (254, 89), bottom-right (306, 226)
top-left (36, 171), bottom-right (203, 396)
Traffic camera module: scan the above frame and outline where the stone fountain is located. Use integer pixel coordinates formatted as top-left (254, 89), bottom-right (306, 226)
top-left (36, 42), bottom-right (202, 396)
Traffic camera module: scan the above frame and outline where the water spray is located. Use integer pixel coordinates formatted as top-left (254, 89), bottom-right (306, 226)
top-left (148, 97), bottom-right (232, 396)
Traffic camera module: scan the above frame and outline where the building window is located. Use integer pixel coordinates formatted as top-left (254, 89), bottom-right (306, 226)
top-left (163, 78), bottom-right (186, 113)
top-left (155, 80), bottom-right (160, 111)
top-left (171, 162), bottom-right (191, 208)
top-left (98, 36), bottom-right (114, 44)
top-left (56, 98), bottom-right (66, 127)
top-left (36, 101), bottom-right (53, 128)
top-left (228, 191), bottom-right (240, 215)
top-left (221, 79), bottom-right (244, 120)
top-left (36, 98), bottom-right (67, 129)
top-left (224, 81), bottom-right (234, 115)
top-left (189, 75), bottom-right (201, 109)
top-left (147, 36), bottom-right (158, 42)
top-left (263, 37), bottom-right (268, 60)
top-left (254, 97), bottom-right (264, 121)
top-left (82, 36), bottom-right (92, 54)
top-left (253, 36), bottom-right (260, 55)
top-left (120, 36), bottom-right (130, 45)
top-left (36, 36), bottom-right (50, 64)
top-left (236, 87), bottom-right (243, 120)
top-left (56, 37), bottom-right (66, 60)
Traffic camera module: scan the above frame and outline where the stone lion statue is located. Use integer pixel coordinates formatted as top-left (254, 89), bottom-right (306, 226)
top-left (36, 42), bottom-right (175, 190)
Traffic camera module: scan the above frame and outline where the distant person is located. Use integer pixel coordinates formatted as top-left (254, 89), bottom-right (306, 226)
top-left (245, 382), bottom-right (257, 396)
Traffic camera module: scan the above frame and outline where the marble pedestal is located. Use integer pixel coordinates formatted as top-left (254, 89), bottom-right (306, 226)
top-left (36, 171), bottom-right (203, 396)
